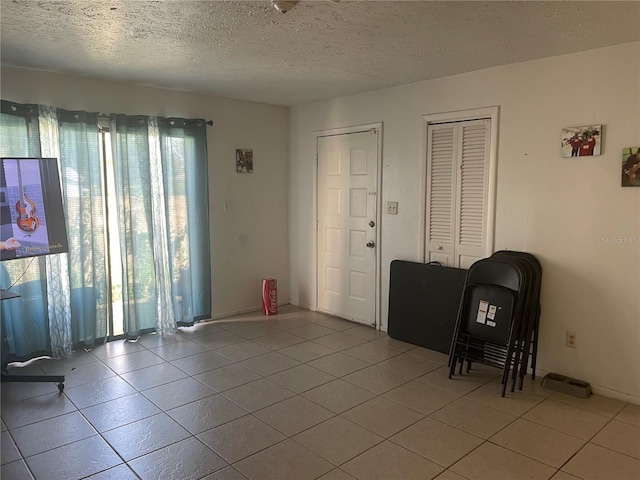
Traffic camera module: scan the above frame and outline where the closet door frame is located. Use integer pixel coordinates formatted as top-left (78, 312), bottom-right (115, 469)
top-left (420, 106), bottom-right (499, 265)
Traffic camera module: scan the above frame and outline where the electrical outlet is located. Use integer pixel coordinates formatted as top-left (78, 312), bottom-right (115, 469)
top-left (566, 331), bottom-right (577, 348)
top-left (387, 201), bottom-right (398, 215)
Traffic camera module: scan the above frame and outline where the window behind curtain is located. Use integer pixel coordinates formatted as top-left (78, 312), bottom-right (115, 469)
top-left (57, 109), bottom-right (109, 347)
top-left (107, 115), bottom-right (211, 335)
top-left (105, 115), bottom-right (211, 336)
top-left (110, 115), bottom-right (159, 337)
top-left (1, 101), bottom-right (212, 359)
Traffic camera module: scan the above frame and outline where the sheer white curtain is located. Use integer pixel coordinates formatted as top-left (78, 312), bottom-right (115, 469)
top-left (148, 117), bottom-right (177, 336)
top-left (38, 105), bottom-right (73, 357)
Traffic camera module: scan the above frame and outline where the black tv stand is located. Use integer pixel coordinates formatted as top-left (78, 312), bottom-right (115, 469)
top-left (1, 370), bottom-right (65, 392)
top-left (0, 292), bottom-right (65, 392)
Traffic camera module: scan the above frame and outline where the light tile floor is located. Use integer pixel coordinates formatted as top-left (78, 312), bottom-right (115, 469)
top-left (1, 305), bottom-right (639, 480)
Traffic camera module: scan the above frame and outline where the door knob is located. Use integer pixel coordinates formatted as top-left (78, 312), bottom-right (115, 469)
top-left (369, 220), bottom-right (375, 227)
top-left (366, 241), bottom-right (375, 248)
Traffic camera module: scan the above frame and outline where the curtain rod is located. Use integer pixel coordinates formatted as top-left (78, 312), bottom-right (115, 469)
top-left (97, 113), bottom-right (213, 126)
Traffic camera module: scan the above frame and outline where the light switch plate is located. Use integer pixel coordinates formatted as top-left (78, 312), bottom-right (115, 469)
top-left (387, 201), bottom-right (398, 215)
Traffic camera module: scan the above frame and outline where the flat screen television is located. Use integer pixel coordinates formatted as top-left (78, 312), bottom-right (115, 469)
top-left (0, 157), bottom-right (69, 262)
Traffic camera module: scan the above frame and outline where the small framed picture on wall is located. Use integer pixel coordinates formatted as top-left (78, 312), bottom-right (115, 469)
top-left (622, 147), bottom-right (640, 187)
top-left (561, 125), bottom-right (602, 157)
top-left (236, 149), bottom-right (253, 173)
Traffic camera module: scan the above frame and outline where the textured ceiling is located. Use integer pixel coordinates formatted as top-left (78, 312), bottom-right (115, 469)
top-left (1, 1), bottom-right (639, 106)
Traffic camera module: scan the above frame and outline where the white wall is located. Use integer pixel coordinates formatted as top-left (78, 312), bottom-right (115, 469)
top-left (1, 67), bottom-right (290, 319)
top-left (289, 42), bottom-right (640, 403)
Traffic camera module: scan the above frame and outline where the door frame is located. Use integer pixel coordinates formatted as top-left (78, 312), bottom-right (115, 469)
top-left (314, 122), bottom-right (383, 329)
top-left (420, 107), bottom-right (499, 263)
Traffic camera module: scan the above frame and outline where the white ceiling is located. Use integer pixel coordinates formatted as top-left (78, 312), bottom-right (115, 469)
top-left (1, 1), bottom-right (639, 106)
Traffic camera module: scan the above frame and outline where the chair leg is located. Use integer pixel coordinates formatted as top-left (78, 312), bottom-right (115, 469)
top-left (500, 339), bottom-right (518, 397)
top-left (448, 349), bottom-right (459, 379)
top-left (530, 308), bottom-right (540, 380)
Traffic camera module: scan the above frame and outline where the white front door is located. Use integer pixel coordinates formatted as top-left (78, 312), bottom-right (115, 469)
top-left (317, 130), bottom-right (378, 326)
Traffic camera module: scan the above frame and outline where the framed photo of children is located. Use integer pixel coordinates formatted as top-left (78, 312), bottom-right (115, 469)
top-left (236, 149), bottom-right (253, 173)
top-left (622, 147), bottom-right (640, 187)
top-left (561, 125), bottom-right (602, 158)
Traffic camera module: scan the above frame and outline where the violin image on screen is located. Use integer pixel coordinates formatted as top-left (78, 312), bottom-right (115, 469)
top-left (1, 157), bottom-right (69, 262)
top-left (14, 159), bottom-right (40, 233)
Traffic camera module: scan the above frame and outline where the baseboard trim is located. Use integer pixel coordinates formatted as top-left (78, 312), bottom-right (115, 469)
top-left (209, 306), bottom-right (261, 320)
top-left (288, 301), bottom-right (315, 311)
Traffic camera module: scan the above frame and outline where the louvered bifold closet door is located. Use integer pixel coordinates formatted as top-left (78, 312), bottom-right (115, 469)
top-left (455, 119), bottom-right (490, 268)
top-left (425, 123), bottom-right (457, 266)
top-left (425, 119), bottom-right (490, 268)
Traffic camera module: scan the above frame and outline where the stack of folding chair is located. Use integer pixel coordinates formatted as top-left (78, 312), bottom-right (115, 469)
top-left (448, 251), bottom-right (542, 397)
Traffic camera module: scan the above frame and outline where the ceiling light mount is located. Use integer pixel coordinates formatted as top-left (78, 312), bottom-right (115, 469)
top-left (272, 0), bottom-right (298, 14)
